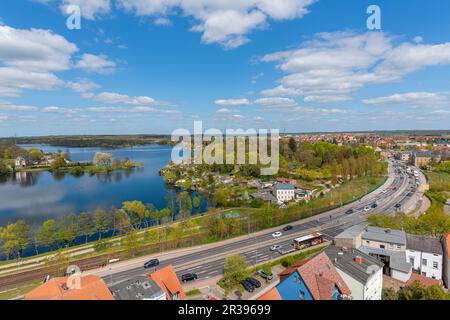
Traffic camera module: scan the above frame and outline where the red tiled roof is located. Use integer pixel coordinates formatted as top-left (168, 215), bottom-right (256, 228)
top-left (407, 273), bottom-right (442, 287)
top-left (24, 275), bottom-right (113, 300)
top-left (149, 265), bottom-right (186, 300)
top-left (296, 252), bottom-right (351, 300)
top-left (257, 287), bottom-right (282, 300)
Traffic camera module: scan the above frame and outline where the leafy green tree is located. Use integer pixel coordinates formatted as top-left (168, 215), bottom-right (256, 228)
top-left (3, 148), bottom-right (12, 160)
top-left (13, 220), bottom-right (30, 258)
top-left (159, 208), bottom-right (171, 224)
top-left (0, 224), bottom-right (19, 259)
top-left (223, 254), bottom-right (249, 287)
top-left (122, 201), bottom-right (149, 229)
top-left (111, 207), bottom-right (132, 235)
top-left (93, 208), bottom-right (109, 240)
top-left (35, 219), bottom-right (57, 251)
top-left (78, 212), bottom-right (94, 243)
top-left (0, 160), bottom-right (10, 176)
top-left (93, 152), bottom-right (113, 166)
top-left (57, 214), bottom-right (79, 247)
top-left (50, 156), bottom-right (67, 170)
top-left (177, 191), bottom-right (192, 220)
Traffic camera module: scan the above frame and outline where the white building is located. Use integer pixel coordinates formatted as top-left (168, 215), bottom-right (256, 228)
top-left (274, 183), bottom-right (295, 203)
top-left (14, 156), bottom-right (27, 168)
top-left (335, 225), bottom-right (412, 282)
top-left (325, 246), bottom-right (384, 300)
top-left (406, 234), bottom-right (443, 280)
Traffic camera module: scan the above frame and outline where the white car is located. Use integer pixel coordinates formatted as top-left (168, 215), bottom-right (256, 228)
top-left (363, 206), bottom-right (371, 212)
top-left (272, 232), bottom-right (283, 238)
top-left (270, 245), bottom-right (282, 251)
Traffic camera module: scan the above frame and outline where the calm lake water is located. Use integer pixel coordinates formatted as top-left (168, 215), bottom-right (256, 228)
top-left (0, 144), bottom-right (209, 229)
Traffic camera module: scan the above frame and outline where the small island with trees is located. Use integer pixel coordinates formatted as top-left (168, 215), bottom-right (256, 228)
top-left (0, 142), bottom-right (142, 178)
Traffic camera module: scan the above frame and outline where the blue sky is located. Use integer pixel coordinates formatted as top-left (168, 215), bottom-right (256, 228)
top-left (0, 0), bottom-right (450, 136)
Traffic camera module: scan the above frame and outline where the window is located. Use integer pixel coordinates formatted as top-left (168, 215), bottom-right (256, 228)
top-left (422, 258), bottom-right (427, 266)
top-left (380, 245), bottom-right (385, 249)
top-left (409, 257), bottom-right (415, 265)
top-left (433, 261), bottom-right (439, 269)
top-left (396, 245), bottom-right (401, 249)
top-left (299, 291), bottom-right (305, 300)
top-left (366, 240), bottom-right (370, 245)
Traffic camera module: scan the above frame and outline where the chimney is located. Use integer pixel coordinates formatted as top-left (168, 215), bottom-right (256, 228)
top-left (354, 256), bottom-right (363, 265)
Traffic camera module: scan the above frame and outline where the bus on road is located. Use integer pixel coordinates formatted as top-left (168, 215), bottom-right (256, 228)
top-left (292, 233), bottom-right (324, 250)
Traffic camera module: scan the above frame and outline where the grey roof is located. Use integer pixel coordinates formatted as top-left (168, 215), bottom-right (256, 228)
top-left (250, 191), bottom-right (277, 202)
top-left (275, 183), bottom-right (295, 190)
top-left (362, 226), bottom-right (406, 245)
top-left (406, 234), bottom-right (443, 255)
top-left (325, 246), bottom-right (384, 284)
top-left (334, 223), bottom-right (367, 240)
top-left (359, 246), bottom-right (411, 273)
top-left (109, 276), bottom-right (165, 300)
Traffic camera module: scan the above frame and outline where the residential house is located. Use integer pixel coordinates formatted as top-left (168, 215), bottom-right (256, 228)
top-left (14, 156), bottom-right (27, 169)
top-left (149, 265), bottom-right (186, 300)
top-left (257, 252), bottom-right (351, 300)
top-left (413, 151), bottom-right (435, 167)
top-left (275, 178), bottom-right (298, 187)
top-left (294, 189), bottom-right (311, 201)
top-left (24, 275), bottom-right (113, 300)
top-left (441, 233), bottom-right (450, 289)
top-left (335, 225), bottom-right (412, 282)
top-left (109, 276), bottom-right (166, 300)
top-left (274, 183), bottom-right (295, 203)
top-left (400, 152), bottom-right (412, 164)
top-left (250, 189), bottom-right (278, 203)
top-left (406, 234), bottom-right (443, 280)
top-left (324, 246), bottom-right (384, 300)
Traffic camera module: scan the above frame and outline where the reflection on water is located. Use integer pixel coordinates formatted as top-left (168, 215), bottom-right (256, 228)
top-left (0, 144), bottom-right (209, 228)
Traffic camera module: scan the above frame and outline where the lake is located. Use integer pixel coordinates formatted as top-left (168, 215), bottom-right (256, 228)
top-left (0, 144), bottom-right (210, 229)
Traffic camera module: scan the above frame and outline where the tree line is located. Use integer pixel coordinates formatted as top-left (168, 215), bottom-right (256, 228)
top-left (281, 139), bottom-right (387, 181)
top-left (0, 193), bottom-right (200, 260)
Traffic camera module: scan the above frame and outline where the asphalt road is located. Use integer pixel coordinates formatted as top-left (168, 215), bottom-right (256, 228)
top-left (99, 160), bottom-right (417, 286)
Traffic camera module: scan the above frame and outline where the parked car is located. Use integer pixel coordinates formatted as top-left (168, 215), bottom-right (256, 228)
top-left (270, 245), bottom-right (282, 251)
top-left (371, 203), bottom-right (378, 208)
top-left (181, 273), bottom-right (198, 283)
top-left (143, 258), bottom-right (159, 269)
top-left (257, 269), bottom-right (274, 281)
top-left (345, 209), bottom-right (354, 215)
top-left (394, 203), bottom-right (402, 209)
top-left (272, 231), bottom-right (282, 238)
top-left (363, 206), bottom-right (371, 212)
top-left (240, 280), bottom-right (255, 293)
top-left (246, 277), bottom-right (261, 288)
top-left (283, 225), bottom-right (293, 231)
